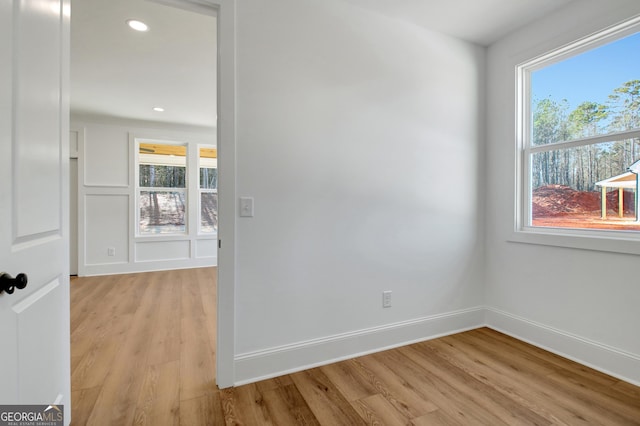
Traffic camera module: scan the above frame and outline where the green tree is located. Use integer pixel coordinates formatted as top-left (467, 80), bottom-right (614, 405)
top-left (567, 102), bottom-right (609, 190)
top-left (608, 80), bottom-right (640, 131)
top-left (568, 101), bottom-right (608, 137)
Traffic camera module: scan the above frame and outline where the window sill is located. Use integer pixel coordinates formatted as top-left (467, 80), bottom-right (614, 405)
top-left (135, 233), bottom-right (218, 241)
top-left (509, 226), bottom-right (640, 256)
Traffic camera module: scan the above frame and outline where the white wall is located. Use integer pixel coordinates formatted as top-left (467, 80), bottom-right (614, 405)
top-left (233, 0), bottom-right (486, 383)
top-left (486, 0), bottom-right (640, 385)
top-left (72, 114), bottom-right (218, 276)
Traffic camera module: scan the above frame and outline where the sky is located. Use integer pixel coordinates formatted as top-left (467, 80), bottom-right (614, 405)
top-left (531, 31), bottom-right (640, 112)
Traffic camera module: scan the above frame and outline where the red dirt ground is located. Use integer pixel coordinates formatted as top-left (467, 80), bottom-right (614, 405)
top-left (532, 185), bottom-right (640, 231)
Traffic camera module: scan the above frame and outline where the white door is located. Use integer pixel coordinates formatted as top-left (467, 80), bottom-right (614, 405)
top-left (0, 0), bottom-right (71, 423)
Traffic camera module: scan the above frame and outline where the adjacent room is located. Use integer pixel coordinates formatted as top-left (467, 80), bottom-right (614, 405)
top-left (65, 0), bottom-right (640, 424)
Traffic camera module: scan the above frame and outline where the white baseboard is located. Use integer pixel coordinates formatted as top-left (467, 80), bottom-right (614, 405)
top-left (234, 306), bottom-right (640, 387)
top-left (485, 307), bottom-right (640, 387)
top-left (79, 257), bottom-right (216, 276)
top-left (234, 307), bottom-right (485, 386)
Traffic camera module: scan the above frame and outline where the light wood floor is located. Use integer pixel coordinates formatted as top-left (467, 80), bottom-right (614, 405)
top-left (71, 268), bottom-right (640, 425)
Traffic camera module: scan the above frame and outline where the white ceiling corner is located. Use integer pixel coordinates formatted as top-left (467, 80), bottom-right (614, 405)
top-left (341, 0), bottom-right (575, 46)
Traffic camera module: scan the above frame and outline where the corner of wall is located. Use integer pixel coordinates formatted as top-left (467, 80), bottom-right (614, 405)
top-left (485, 307), bottom-right (640, 387)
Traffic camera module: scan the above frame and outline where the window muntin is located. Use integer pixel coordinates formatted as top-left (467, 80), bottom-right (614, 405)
top-left (520, 24), bottom-right (640, 235)
top-left (137, 142), bottom-right (188, 235)
top-left (199, 146), bottom-right (218, 234)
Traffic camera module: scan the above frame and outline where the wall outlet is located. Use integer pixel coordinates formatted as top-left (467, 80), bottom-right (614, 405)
top-left (107, 247), bottom-right (116, 256)
top-left (382, 290), bottom-right (392, 308)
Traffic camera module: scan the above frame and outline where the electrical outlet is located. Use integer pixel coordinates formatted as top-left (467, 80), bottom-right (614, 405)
top-left (383, 291), bottom-right (392, 308)
top-left (107, 247), bottom-right (115, 256)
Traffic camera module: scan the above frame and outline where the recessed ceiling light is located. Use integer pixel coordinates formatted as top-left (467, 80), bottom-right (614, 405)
top-left (152, 107), bottom-right (165, 112)
top-left (126, 19), bottom-right (148, 32)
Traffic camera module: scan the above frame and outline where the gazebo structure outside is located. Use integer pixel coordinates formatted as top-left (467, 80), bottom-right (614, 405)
top-left (595, 159), bottom-right (640, 222)
top-left (595, 172), bottom-right (635, 219)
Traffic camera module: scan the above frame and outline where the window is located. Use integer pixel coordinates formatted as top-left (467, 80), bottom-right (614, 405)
top-left (518, 20), bottom-right (640, 241)
top-left (137, 142), bottom-right (188, 234)
top-left (199, 146), bottom-right (218, 233)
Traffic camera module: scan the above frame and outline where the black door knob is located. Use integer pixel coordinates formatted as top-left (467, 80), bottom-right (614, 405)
top-left (0, 272), bottom-right (28, 294)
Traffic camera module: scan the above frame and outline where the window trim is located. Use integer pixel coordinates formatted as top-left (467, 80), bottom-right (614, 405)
top-left (513, 16), bottom-right (640, 255)
top-left (197, 143), bottom-right (218, 235)
top-left (135, 138), bottom-right (189, 237)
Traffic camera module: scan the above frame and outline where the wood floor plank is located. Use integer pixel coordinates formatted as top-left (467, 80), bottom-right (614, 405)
top-left (197, 267), bottom-right (218, 359)
top-left (84, 276), bottom-right (163, 425)
top-left (395, 345), bottom-right (518, 425)
top-left (545, 371), bottom-right (640, 425)
top-left (613, 379), bottom-right (640, 399)
top-left (145, 271), bottom-right (182, 366)
top-left (179, 310), bottom-right (216, 400)
top-left (260, 384), bottom-right (321, 426)
top-left (410, 408), bottom-right (466, 426)
top-left (437, 332), bottom-right (634, 425)
top-left (254, 376), bottom-right (294, 394)
top-left (70, 386), bottom-right (102, 426)
top-left (180, 392), bottom-right (226, 426)
top-left (132, 360), bottom-right (181, 426)
top-left (71, 270), bottom-right (640, 426)
top-left (70, 275), bottom-right (118, 336)
top-left (71, 338), bottom-right (121, 391)
top-left (320, 360), bottom-right (379, 402)
top-left (475, 328), bottom-right (619, 387)
top-left (425, 335), bottom-right (567, 425)
top-left (351, 393), bottom-right (412, 426)
top-left (290, 368), bottom-right (367, 426)
top-left (223, 384), bottom-right (275, 426)
top-left (350, 354), bottom-right (439, 420)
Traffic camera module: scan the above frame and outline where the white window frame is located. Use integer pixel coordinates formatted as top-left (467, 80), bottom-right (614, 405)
top-left (513, 17), bottom-right (640, 255)
top-left (135, 138), bottom-right (189, 236)
top-left (198, 144), bottom-right (218, 235)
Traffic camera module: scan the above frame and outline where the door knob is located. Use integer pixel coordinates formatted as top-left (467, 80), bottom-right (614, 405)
top-left (0, 272), bottom-right (28, 294)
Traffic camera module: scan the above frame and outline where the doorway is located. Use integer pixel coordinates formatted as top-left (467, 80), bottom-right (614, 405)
top-left (69, 0), bottom-right (235, 414)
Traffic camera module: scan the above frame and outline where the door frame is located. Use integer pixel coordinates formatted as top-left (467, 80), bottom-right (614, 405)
top-left (205, 0), bottom-right (236, 389)
top-left (153, 0), bottom-right (237, 388)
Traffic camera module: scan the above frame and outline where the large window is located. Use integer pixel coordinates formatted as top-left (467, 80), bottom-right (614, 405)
top-left (137, 142), bottom-right (188, 234)
top-left (518, 21), bottom-right (640, 238)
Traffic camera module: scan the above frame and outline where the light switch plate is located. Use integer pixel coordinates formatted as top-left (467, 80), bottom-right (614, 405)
top-left (239, 197), bottom-right (254, 217)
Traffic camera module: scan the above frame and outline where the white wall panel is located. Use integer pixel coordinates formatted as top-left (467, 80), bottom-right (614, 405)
top-left (135, 240), bottom-right (190, 262)
top-left (196, 239), bottom-right (217, 258)
top-left (84, 194), bottom-right (128, 264)
top-left (83, 125), bottom-right (129, 187)
top-left (74, 117), bottom-right (217, 275)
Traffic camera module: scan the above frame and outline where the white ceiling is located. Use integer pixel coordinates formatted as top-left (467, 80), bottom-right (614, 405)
top-left (70, 0), bottom-right (573, 128)
top-left (70, 0), bottom-right (217, 128)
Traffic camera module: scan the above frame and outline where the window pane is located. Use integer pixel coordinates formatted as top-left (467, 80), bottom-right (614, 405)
top-left (531, 32), bottom-right (640, 146)
top-left (139, 191), bottom-right (186, 234)
top-left (200, 192), bottom-right (218, 233)
top-left (139, 165), bottom-right (186, 188)
top-left (200, 167), bottom-right (218, 189)
top-left (531, 139), bottom-right (640, 231)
